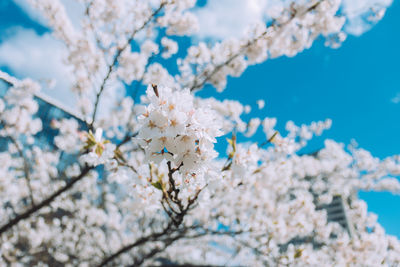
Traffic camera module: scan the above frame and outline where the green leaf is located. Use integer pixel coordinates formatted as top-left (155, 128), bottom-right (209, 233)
top-left (294, 249), bottom-right (303, 258)
top-left (151, 181), bottom-right (163, 190)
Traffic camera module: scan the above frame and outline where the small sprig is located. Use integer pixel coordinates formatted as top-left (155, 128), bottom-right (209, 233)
top-left (83, 128), bottom-right (110, 156)
top-left (222, 133), bottom-right (237, 171)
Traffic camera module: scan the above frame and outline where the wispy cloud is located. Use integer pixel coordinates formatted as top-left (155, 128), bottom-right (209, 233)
top-left (1, 1), bottom-right (122, 118)
top-left (0, 27), bottom-right (123, 119)
top-left (391, 92), bottom-right (400, 104)
top-left (12, 0), bottom-right (84, 28)
top-left (0, 27), bottom-right (76, 108)
top-left (193, 0), bottom-right (278, 40)
top-left (12, 0), bottom-right (47, 25)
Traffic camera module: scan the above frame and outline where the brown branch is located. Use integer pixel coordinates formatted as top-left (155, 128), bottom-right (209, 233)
top-left (259, 131), bottom-right (279, 148)
top-left (97, 221), bottom-right (175, 266)
top-left (116, 134), bottom-right (134, 149)
top-left (99, 175), bottom-right (205, 265)
top-left (128, 231), bottom-right (186, 266)
top-left (166, 161), bottom-right (183, 209)
top-left (0, 165), bottom-right (92, 235)
top-left (131, 228), bottom-right (245, 266)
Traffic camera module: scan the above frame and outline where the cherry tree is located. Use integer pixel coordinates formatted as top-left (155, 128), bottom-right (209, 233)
top-left (0, 0), bottom-right (399, 266)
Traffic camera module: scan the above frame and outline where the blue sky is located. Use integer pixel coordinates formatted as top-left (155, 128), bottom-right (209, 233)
top-left (1, 0), bottom-right (399, 237)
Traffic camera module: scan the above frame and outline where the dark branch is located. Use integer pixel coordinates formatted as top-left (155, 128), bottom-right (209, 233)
top-left (129, 231), bottom-right (185, 266)
top-left (8, 136), bottom-right (35, 206)
top-left (0, 166), bottom-right (92, 235)
top-left (97, 221), bottom-right (174, 266)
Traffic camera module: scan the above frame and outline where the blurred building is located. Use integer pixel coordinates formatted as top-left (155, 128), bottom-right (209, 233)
top-left (33, 92), bottom-right (86, 148)
top-left (318, 195), bottom-right (354, 236)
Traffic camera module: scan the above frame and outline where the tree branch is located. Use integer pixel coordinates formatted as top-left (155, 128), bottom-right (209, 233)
top-left (97, 221), bottom-right (175, 266)
top-left (98, 176), bottom-right (205, 265)
top-left (8, 136), bottom-right (35, 206)
top-left (0, 165), bottom-right (92, 235)
top-left (129, 231), bottom-right (186, 266)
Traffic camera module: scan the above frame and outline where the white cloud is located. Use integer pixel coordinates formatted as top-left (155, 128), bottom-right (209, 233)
top-left (391, 93), bottom-right (400, 104)
top-left (0, 27), bottom-right (76, 108)
top-left (193, 0), bottom-right (275, 40)
top-left (12, 0), bottom-right (84, 29)
top-left (12, 0), bottom-right (48, 26)
top-left (0, 27), bottom-right (123, 120)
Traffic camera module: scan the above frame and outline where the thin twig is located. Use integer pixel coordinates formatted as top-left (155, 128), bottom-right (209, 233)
top-left (8, 136), bottom-right (35, 206)
top-left (90, 2), bottom-right (166, 129)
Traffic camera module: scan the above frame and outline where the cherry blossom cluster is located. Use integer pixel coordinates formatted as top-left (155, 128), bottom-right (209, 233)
top-left (138, 85), bottom-right (221, 182)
